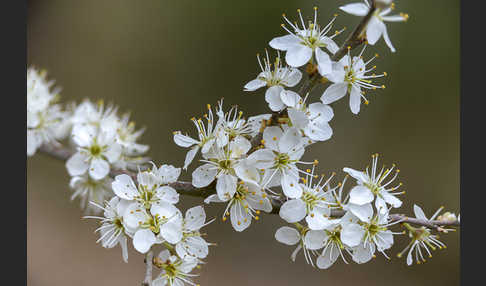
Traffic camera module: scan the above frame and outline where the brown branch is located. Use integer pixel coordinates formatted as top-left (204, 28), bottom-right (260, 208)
top-left (37, 143), bottom-right (460, 230)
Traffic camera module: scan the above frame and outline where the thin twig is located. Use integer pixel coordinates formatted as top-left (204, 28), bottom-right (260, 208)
top-left (142, 250), bottom-right (154, 286)
top-left (37, 144), bottom-right (460, 229)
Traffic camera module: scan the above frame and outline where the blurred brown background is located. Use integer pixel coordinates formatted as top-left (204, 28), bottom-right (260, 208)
top-left (27, 0), bottom-right (460, 285)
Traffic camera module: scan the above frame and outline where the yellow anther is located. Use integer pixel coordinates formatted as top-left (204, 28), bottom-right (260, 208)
top-left (255, 210), bottom-right (261, 215)
top-left (272, 136), bottom-right (277, 141)
top-left (384, 71), bottom-right (388, 76)
top-left (333, 13), bottom-right (338, 17)
top-left (364, 100), bottom-right (370, 105)
top-left (382, 85), bottom-right (386, 89)
top-left (314, 7), bottom-right (318, 11)
top-left (222, 217), bottom-right (227, 222)
top-left (310, 213), bottom-right (315, 218)
top-left (375, 53), bottom-right (379, 58)
top-left (255, 216), bottom-right (260, 220)
top-left (237, 221), bottom-right (241, 225)
top-left (261, 139), bottom-right (266, 144)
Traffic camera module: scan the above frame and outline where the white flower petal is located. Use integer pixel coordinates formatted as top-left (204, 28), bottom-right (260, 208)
top-left (160, 217), bottom-right (183, 244)
top-left (275, 226), bottom-right (300, 245)
top-left (192, 163), bottom-right (218, 188)
top-left (278, 127), bottom-right (302, 154)
top-left (321, 83), bottom-right (348, 104)
top-left (216, 174), bottom-right (237, 201)
top-left (349, 85), bottom-right (362, 114)
top-left (174, 133), bottom-right (198, 147)
top-left (317, 244), bottom-right (340, 269)
top-left (262, 126), bottom-right (283, 151)
top-left (244, 78), bottom-right (267, 91)
top-left (112, 174), bottom-right (138, 200)
top-left (341, 223), bottom-right (365, 247)
top-left (304, 230), bottom-right (327, 250)
top-left (349, 185), bottom-right (374, 205)
top-left (265, 85), bottom-right (285, 112)
top-left (183, 146), bottom-right (199, 170)
top-left (285, 45), bottom-right (313, 67)
top-left (339, 3), bottom-right (370, 16)
top-left (230, 202), bottom-right (251, 232)
top-left (280, 89), bottom-right (302, 108)
top-left (316, 48), bottom-right (332, 76)
top-left (413, 204), bottom-right (428, 220)
top-left (269, 34), bottom-right (301, 50)
top-left (366, 17), bottom-right (385, 45)
top-left (347, 203), bottom-right (373, 223)
top-left (89, 158), bottom-right (110, 180)
top-left (284, 68), bottom-right (303, 87)
top-left (279, 199), bottom-right (306, 223)
top-left (66, 152), bottom-right (89, 176)
top-left (281, 175), bottom-right (303, 199)
top-left (133, 229), bottom-right (156, 253)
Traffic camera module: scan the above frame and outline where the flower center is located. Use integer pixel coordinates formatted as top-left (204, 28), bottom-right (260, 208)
top-left (274, 152), bottom-right (291, 169)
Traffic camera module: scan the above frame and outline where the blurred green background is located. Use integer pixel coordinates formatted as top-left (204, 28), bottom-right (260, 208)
top-left (27, 0), bottom-right (460, 285)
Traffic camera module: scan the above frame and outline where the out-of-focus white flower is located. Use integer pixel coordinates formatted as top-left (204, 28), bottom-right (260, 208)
top-left (27, 67), bottom-right (69, 156)
top-left (343, 153), bottom-right (403, 214)
top-left (66, 125), bottom-right (122, 180)
top-left (84, 197), bottom-right (131, 262)
top-left (269, 7), bottom-right (342, 71)
top-left (244, 51), bottom-right (302, 112)
top-left (175, 206), bottom-right (214, 261)
top-left (152, 249), bottom-right (199, 286)
top-left (280, 90), bottom-right (334, 142)
top-left (111, 162), bottom-right (180, 209)
top-left (321, 46), bottom-right (386, 114)
top-left (173, 103), bottom-right (224, 170)
top-left (69, 174), bottom-right (113, 215)
top-left (339, 0), bottom-right (408, 52)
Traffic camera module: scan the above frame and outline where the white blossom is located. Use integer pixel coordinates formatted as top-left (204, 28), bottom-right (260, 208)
top-left (343, 153), bottom-right (403, 214)
top-left (205, 180), bottom-right (273, 232)
top-left (69, 174), bottom-right (113, 215)
top-left (173, 103), bottom-right (225, 170)
top-left (84, 197), bottom-right (131, 262)
top-left (66, 125), bottom-right (122, 180)
top-left (244, 51), bottom-right (302, 111)
top-left (247, 126), bottom-right (310, 197)
top-left (111, 162), bottom-right (180, 209)
top-left (275, 225), bottom-right (328, 267)
top-left (175, 206), bottom-right (214, 261)
top-left (280, 90), bottom-right (334, 142)
top-left (27, 67), bottom-right (69, 156)
top-left (152, 250), bottom-right (199, 286)
top-left (269, 8), bottom-right (342, 71)
top-left (124, 201), bottom-right (183, 253)
top-left (192, 135), bottom-right (251, 201)
top-left (320, 45), bottom-right (386, 114)
top-left (339, 0), bottom-right (408, 52)
top-left (396, 204), bottom-right (447, 265)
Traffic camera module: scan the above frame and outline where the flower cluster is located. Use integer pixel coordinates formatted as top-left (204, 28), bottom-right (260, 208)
top-left (64, 99), bottom-right (150, 213)
top-left (274, 155), bottom-right (405, 268)
top-left (26, 1), bottom-right (461, 285)
top-left (27, 67), bottom-right (70, 156)
top-left (87, 163), bottom-right (213, 285)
